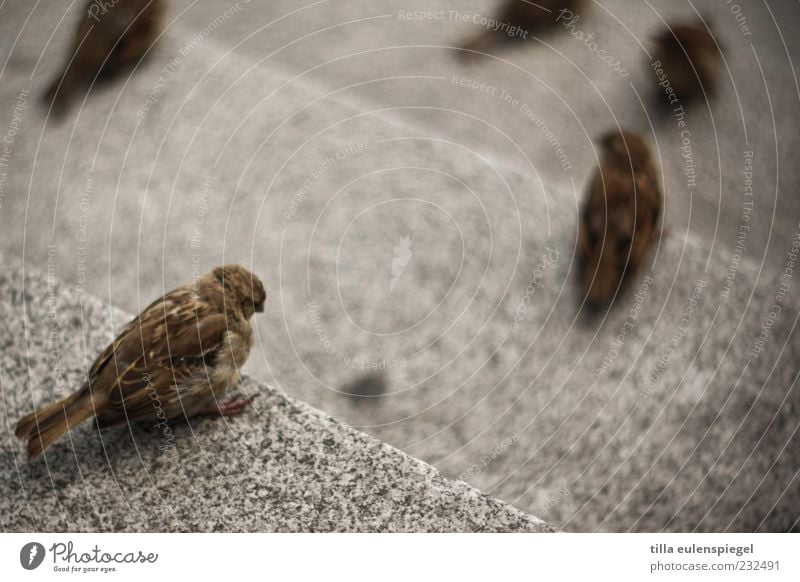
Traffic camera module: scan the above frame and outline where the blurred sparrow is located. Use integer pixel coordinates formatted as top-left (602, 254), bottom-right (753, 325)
top-left (43, 0), bottom-right (164, 116)
top-left (653, 19), bottom-right (721, 101)
top-left (578, 130), bottom-right (662, 307)
top-left (16, 265), bottom-right (266, 458)
top-left (459, 0), bottom-right (586, 57)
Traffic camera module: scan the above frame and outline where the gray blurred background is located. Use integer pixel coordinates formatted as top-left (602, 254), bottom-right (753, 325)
top-left (0, 0), bottom-right (798, 531)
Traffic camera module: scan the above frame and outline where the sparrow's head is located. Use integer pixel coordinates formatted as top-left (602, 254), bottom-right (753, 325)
top-left (653, 20), bottom-right (720, 99)
top-left (211, 264), bottom-right (266, 318)
top-left (600, 130), bottom-right (652, 173)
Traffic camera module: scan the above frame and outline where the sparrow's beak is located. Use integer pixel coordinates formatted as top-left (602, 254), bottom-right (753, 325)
top-left (255, 303), bottom-right (264, 313)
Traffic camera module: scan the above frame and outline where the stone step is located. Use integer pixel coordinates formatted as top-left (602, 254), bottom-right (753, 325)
top-left (0, 260), bottom-right (553, 532)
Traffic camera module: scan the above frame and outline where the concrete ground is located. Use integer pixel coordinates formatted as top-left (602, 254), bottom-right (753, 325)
top-left (0, 0), bottom-right (798, 531)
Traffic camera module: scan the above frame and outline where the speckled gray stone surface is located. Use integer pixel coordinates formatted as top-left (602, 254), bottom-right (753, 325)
top-left (0, 261), bottom-right (552, 532)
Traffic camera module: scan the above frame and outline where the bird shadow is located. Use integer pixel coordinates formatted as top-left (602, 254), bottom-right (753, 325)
top-left (340, 372), bottom-right (388, 407)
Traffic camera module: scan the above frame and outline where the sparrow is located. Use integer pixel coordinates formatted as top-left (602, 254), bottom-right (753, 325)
top-left (15, 265), bottom-right (266, 458)
top-left (43, 0), bottom-right (164, 116)
top-left (459, 0), bottom-right (586, 58)
top-left (578, 130), bottom-right (661, 307)
top-left (653, 20), bottom-right (722, 101)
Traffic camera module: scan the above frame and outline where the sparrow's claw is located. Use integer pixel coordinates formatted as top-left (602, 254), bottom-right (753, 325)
top-left (201, 396), bottom-right (256, 417)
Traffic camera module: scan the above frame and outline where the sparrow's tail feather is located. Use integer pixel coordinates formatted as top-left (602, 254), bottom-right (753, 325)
top-left (458, 31), bottom-right (496, 59)
top-left (15, 387), bottom-right (97, 458)
top-left (42, 69), bottom-right (82, 118)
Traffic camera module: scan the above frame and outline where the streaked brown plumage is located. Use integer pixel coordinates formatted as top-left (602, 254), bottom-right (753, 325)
top-left (653, 20), bottom-right (721, 100)
top-left (459, 0), bottom-right (586, 57)
top-left (578, 130), bottom-right (661, 307)
top-left (15, 265), bottom-right (266, 458)
top-left (43, 0), bottom-right (164, 116)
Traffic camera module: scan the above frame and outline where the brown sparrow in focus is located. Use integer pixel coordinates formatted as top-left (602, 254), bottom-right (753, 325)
top-left (653, 20), bottom-right (722, 101)
top-left (43, 0), bottom-right (164, 116)
top-left (15, 265), bottom-right (266, 458)
top-left (459, 0), bottom-right (586, 57)
top-left (578, 130), bottom-right (661, 307)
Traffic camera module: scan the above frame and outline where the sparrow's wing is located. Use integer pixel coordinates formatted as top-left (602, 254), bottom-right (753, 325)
top-left (86, 288), bottom-right (188, 381)
top-left (91, 289), bottom-right (230, 424)
top-left (107, 317), bottom-right (230, 422)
